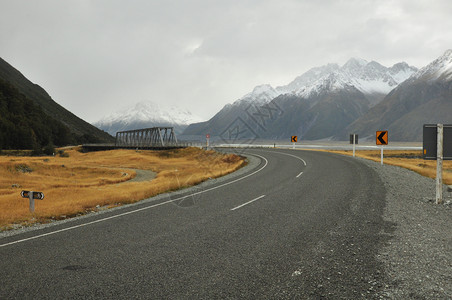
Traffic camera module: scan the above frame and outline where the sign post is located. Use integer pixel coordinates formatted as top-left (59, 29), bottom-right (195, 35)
top-left (423, 124), bottom-right (452, 204)
top-left (376, 131), bottom-right (388, 165)
top-left (206, 134), bottom-right (210, 148)
top-left (350, 134), bottom-right (358, 157)
top-left (436, 124), bottom-right (443, 204)
top-left (291, 136), bottom-right (297, 149)
top-left (20, 191), bottom-right (45, 213)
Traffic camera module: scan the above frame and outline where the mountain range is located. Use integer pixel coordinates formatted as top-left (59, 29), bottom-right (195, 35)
top-left (94, 102), bottom-right (203, 136)
top-left (343, 49), bottom-right (452, 141)
top-left (183, 55), bottom-right (425, 141)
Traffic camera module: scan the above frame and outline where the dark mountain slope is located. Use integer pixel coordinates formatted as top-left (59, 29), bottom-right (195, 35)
top-left (0, 79), bottom-right (73, 149)
top-left (0, 57), bottom-right (113, 143)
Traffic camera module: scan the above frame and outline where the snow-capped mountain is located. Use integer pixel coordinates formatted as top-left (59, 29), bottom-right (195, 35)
top-left (344, 49), bottom-right (452, 141)
top-left (288, 58), bottom-right (417, 99)
top-left (184, 56), bottom-right (417, 139)
top-left (235, 84), bottom-right (281, 106)
top-left (94, 101), bottom-right (204, 136)
top-left (226, 58), bottom-right (417, 108)
top-left (410, 49), bottom-right (452, 82)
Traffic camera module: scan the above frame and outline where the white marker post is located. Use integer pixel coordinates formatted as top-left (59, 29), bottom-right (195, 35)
top-left (381, 146), bottom-right (384, 165)
top-left (436, 124), bottom-right (443, 204)
top-left (29, 192), bottom-right (35, 213)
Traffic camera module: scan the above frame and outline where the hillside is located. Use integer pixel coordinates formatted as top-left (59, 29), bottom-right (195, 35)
top-left (343, 49), bottom-right (452, 141)
top-left (0, 79), bottom-right (73, 150)
top-left (0, 57), bottom-right (114, 144)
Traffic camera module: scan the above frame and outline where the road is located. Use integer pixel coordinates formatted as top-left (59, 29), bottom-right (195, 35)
top-left (0, 149), bottom-right (389, 299)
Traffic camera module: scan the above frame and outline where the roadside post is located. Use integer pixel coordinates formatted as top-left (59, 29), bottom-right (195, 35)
top-left (291, 136), bottom-right (297, 149)
top-left (376, 131), bottom-right (388, 165)
top-left (350, 134), bottom-right (358, 157)
top-left (206, 134), bottom-right (210, 148)
top-left (20, 190), bottom-right (45, 213)
top-left (423, 124), bottom-right (452, 204)
top-left (436, 124), bottom-right (443, 204)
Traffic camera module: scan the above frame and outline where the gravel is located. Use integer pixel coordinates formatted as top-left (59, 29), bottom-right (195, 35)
top-left (357, 157), bottom-right (452, 299)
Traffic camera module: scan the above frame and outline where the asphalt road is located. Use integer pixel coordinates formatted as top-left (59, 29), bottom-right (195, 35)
top-left (0, 149), bottom-right (389, 299)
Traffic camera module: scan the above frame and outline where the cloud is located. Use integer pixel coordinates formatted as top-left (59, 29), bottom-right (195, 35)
top-left (0, 0), bottom-right (451, 122)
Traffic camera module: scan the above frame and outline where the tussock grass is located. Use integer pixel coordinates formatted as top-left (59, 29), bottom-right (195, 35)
top-left (326, 150), bottom-right (452, 185)
top-left (0, 147), bottom-right (246, 230)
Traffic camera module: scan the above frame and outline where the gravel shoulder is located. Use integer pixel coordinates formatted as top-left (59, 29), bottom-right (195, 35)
top-left (358, 157), bottom-right (452, 299)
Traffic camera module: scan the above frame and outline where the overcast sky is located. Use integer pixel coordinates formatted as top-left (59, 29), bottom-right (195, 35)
top-left (1, 0), bottom-right (451, 123)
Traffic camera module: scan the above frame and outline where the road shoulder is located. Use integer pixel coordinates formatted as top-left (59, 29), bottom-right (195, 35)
top-left (358, 157), bottom-right (451, 299)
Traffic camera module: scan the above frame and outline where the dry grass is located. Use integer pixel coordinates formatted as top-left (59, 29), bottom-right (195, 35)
top-left (0, 147), bottom-right (246, 230)
top-left (324, 149), bottom-right (452, 185)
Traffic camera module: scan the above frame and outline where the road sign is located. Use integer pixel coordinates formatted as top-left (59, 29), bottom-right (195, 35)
top-left (423, 124), bottom-right (452, 160)
top-left (376, 131), bottom-right (388, 145)
top-left (21, 190), bottom-right (44, 213)
top-left (21, 190), bottom-right (44, 200)
top-left (206, 134), bottom-right (210, 139)
top-left (291, 136), bottom-right (297, 143)
top-left (349, 134), bottom-right (358, 144)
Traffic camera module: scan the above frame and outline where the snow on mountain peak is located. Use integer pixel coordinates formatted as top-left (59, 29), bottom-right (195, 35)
top-left (292, 58), bottom-right (417, 98)
top-left (231, 56), bottom-right (417, 108)
top-left (234, 84), bottom-right (281, 106)
top-left (412, 49), bottom-right (452, 81)
top-left (95, 101), bottom-right (203, 127)
top-left (342, 57), bottom-right (369, 70)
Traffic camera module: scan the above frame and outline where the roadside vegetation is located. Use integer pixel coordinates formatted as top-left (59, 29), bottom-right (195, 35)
top-left (327, 150), bottom-right (452, 185)
top-left (0, 147), bottom-right (246, 230)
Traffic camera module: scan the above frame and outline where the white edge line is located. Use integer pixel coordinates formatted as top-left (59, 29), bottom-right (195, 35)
top-left (296, 171), bottom-right (303, 178)
top-left (0, 153), bottom-right (269, 248)
top-left (230, 195), bottom-right (266, 211)
top-left (271, 151), bottom-right (307, 166)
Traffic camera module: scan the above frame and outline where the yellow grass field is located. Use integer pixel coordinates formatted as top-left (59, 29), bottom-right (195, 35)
top-left (0, 147), bottom-right (246, 230)
top-left (325, 149), bottom-right (452, 185)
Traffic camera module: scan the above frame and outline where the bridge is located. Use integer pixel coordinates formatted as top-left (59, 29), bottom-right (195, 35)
top-left (115, 127), bottom-right (178, 148)
top-left (82, 127), bottom-right (189, 151)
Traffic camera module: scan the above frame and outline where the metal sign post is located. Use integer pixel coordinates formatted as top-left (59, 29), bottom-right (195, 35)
top-left (20, 191), bottom-right (44, 213)
top-left (350, 134), bottom-right (358, 157)
top-left (380, 147), bottom-right (384, 165)
top-left (436, 124), bottom-right (443, 204)
top-left (291, 136), bottom-right (297, 149)
top-left (423, 124), bottom-right (452, 204)
top-left (376, 131), bottom-right (388, 165)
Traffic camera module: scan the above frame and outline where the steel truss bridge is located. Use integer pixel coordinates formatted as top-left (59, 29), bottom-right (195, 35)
top-left (115, 127), bottom-right (180, 148)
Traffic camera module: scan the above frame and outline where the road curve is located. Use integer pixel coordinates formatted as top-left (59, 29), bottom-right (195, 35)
top-left (0, 149), bottom-right (389, 299)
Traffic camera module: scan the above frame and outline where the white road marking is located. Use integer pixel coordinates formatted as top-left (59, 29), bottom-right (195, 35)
top-left (271, 151), bottom-right (307, 166)
top-left (0, 153), bottom-right (269, 248)
top-left (230, 195), bottom-right (266, 211)
top-left (296, 171), bottom-right (303, 178)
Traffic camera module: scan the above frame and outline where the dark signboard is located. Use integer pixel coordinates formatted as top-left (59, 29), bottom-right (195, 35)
top-left (349, 134), bottom-right (358, 144)
top-left (423, 124), bottom-right (452, 160)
